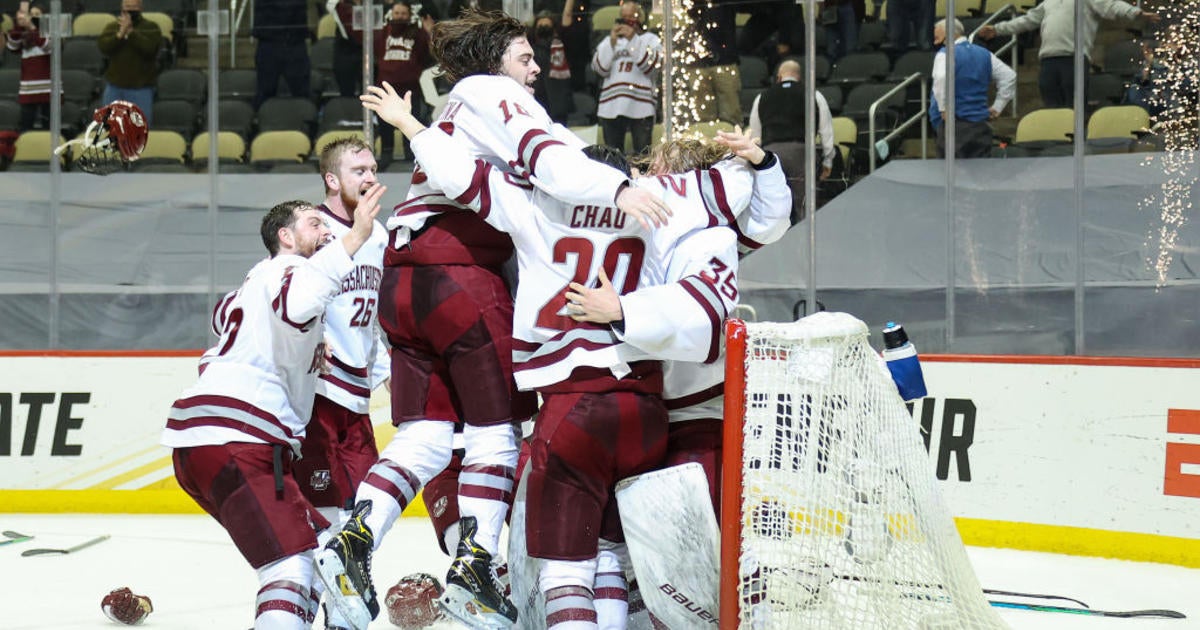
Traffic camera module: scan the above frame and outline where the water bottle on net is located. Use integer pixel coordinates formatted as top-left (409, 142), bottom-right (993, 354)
top-left (882, 321), bottom-right (927, 401)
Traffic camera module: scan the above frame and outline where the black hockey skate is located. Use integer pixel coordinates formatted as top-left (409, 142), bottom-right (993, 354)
top-left (438, 516), bottom-right (518, 629)
top-left (314, 500), bottom-right (379, 630)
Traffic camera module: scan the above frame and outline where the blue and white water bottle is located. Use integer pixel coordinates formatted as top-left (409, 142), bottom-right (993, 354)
top-left (882, 321), bottom-right (927, 401)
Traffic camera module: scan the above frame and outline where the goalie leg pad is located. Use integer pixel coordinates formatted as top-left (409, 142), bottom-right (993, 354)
top-left (615, 463), bottom-right (721, 627)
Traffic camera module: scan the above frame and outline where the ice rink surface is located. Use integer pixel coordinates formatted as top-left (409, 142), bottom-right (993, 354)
top-left (3, 513), bottom-right (1197, 629)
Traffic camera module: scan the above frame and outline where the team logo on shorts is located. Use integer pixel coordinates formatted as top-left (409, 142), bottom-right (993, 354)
top-left (432, 495), bottom-right (448, 518)
top-left (310, 470), bottom-right (332, 491)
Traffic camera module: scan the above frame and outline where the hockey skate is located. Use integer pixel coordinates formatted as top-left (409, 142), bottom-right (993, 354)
top-left (438, 516), bottom-right (519, 629)
top-left (314, 500), bottom-right (379, 630)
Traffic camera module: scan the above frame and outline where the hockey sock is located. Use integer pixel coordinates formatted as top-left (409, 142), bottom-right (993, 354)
top-left (459, 423), bottom-right (519, 554)
top-left (254, 553), bottom-right (315, 629)
top-left (594, 547), bottom-right (629, 630)
top-left (541, 557), bottom-right (598, 628)
top-left (545, 585), bottom-right (598, 629)
top-left (361, 420), bottom-right (455, 550)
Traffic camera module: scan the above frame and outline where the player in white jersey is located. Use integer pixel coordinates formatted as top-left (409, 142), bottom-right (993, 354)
top-left (592, 1), bottom-right (661, 155)
top-left (364, 84), bottom-right (789, 629)
top-left (564, 135), bottom-right (792, 627)
top-left (162, 192), bottom-right (384, 630)
top-left (291, 138), bottom-right (390, 531)
top-left (319, 12), bottom-right (672, 629)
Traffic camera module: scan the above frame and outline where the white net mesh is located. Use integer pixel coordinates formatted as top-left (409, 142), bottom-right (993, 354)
top-left (730, 312), bottom-right (1007, 630)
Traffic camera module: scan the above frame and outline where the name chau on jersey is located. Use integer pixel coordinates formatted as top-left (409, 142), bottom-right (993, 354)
top-left (571, 205), bottom-right (628, 230)
top-left (338, 264), bottom-right (383, 296)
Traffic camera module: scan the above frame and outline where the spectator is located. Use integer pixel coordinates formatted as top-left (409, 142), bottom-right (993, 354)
top-left (592, 1), bottom-right (660, 152)
top-left (736, 0), bottom-right (803, 69)
top-left (530, 9), bottom-right (572, 124)
top-left (822, 0), bottom-right (866, 61)
top-left (886, 0), bottom-right (934, 52)
top-left (97, 0), bottom-right (161, 124)
top-left (542, 0), bottom-right (589, 93)
top-left (376, 0), bottom-right (433, 165)
top-left (929, 18), bottom-right (1016, 158)
top-left (978, 0), bottom-right (1159, 109)
top-left (748, 59), bottom-right (835, 223)
top-left (687, 0), bottom-right (742, 125)
top-left (5, 1), bottom-right (50, 131)
top-left (252, 0), bottom-right (311, 109)
top-left (1125, 36), bottom-right (1198, 122)
top-left (327, 0), bottom-right (367, 98)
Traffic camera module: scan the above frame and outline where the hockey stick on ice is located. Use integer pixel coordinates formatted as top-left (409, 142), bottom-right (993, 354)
top-left (983, 588), bottom-right (1089, 608)
top-left (21, 534), bottom-right (110, 557)
top-left (0, 530), bottom-right (33, 546)
top-left (989, 600), bottom-right (1186, 619)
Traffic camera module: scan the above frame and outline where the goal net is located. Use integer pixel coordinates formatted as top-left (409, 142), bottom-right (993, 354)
top-left (719, 312), bottom-right (1007, 629)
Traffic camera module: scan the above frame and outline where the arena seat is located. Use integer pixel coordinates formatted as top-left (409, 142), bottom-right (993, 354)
top-left (250, 130), bottom-right (311, 164)
top-left (72, 12), bottom-right (117, 37)
top-left (192, 131), bottom-right (247, 166)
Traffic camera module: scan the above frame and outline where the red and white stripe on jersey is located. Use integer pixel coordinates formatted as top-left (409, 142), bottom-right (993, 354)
top-left (452, 160), bottom-right (495, 218)
top-left (166, 394), bottom-right (302, 454)
top-left (319, 354), bottom-right (371, 399)
top-left (458, 464), bottom-right (515, 504)
top-left (545, 585), bottom-right (597, 628)
top-left (511, 326), bottom-right (624, 391)
top-left (210, 289), bottom-right (239, 337)
top-left (662, 359), bottom-right (725, 424)
top-left (515, 129), bottom-right (568, 178)
top-left (363, 459), bottom-right (423, 510)
top-left (255, 580), bottom-right (313, 624)
top-left (272, 266), bottom-right (317, 332)
top-left (597, 81), bottom-right (656, 108)
top-left (676, 274), bottom-right (729, 364)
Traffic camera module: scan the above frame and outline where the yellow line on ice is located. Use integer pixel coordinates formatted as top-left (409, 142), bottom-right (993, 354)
top-left (48, 444), bottom-right (167, 489)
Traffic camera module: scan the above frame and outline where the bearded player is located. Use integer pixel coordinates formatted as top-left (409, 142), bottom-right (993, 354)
top-left (363, 81), bottom-right (790, 629)
top-left (287, 137), bottom-right (392, 628)
top-left (317, 11), bottom-right (672, 629)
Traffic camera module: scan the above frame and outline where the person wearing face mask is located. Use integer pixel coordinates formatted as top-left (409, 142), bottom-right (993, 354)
top-left (97, 0), bottom-right (162, 124)
top-left (374, 0), bottom-right (433, 166)
top-left (529, 10), bottom-right (571, 124)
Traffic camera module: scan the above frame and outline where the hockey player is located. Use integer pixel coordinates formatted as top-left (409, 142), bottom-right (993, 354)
top-left (363, 82), bottom-right (789, 629)
top-left (292, 137), bottom-right (391, 529)
top-left (562, 134), bottom-right (794, 627)
top-left (162, 190), bottom-right (385, 630)
top-left (286, 138), bottom-right (392, 629)
top-left (317, 11), bottom-right (672, 629)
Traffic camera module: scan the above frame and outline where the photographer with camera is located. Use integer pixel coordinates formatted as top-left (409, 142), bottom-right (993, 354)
top-left (591, 0), bottom-right (660, 154)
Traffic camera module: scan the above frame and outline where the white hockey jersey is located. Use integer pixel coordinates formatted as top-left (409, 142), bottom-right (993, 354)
top-left (162, 243), bottom-right (357, 455)
top-left (593, 31), bottom-right (661, 121)
top-left (652, 162), bottom-right (793, 424)
top-left (388, 74), bottom-right (631, 244)
top-left (408, 127), bottom-right (791, 391)
top-left (314, 205), bottom-right (390, 413)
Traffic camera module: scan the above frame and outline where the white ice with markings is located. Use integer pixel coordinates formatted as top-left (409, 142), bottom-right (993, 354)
top-left (2, 514), bottom-right (1197, 629)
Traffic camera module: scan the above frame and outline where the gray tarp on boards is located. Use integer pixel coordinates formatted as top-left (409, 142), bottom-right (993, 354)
top-left (2, 154), bottom-right (1198, 354)
top-left (738, 152), bottom-right (1200, 356)
top-left (0, 172), bottom-right (413, 349)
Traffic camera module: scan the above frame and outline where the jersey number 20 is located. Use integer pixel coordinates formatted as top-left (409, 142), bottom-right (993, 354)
top-left (535, 236), bottom-right (644, 331)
